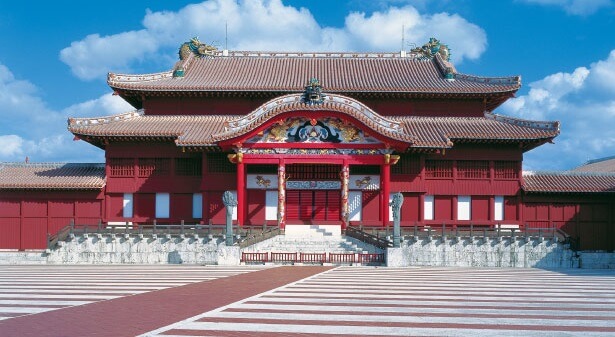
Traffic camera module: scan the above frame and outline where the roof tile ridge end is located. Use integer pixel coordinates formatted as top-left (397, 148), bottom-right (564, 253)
top-left (107, 68), bottom-right (174, 84)
top-left (433, 53), bottom-right (457, 77)
top-left (454, 68), bottom-right (521, 86)
top-left (68, 109), bottom-right (144, 128)
top-left (485, 111), bottom-right (559, 131)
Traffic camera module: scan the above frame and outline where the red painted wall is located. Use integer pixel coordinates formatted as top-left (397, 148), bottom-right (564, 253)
top-left (246, 189), bottom-right (266, 225)
top-left (0, 191), bottom-right (104, 250)
top-left (143, 96), bottom-right (486, 118)
top-left (522, 194), bottom-right (615, 251)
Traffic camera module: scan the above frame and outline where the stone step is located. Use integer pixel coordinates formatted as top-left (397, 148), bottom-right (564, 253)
top-left (284, 224), bottom-right (342, 238)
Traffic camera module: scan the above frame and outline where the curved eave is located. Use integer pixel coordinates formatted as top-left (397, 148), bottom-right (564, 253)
top-left (111, 87), bottom-right (518, 106)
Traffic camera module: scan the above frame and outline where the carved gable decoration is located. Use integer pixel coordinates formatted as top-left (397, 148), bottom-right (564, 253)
top-left (246, 117), bottom-right (380, 144)
top-left (303, 78), bottom-right (325, 105)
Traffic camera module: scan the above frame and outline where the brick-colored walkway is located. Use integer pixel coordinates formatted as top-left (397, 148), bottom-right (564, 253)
top-left (0, 266), bottom-right (331, 337)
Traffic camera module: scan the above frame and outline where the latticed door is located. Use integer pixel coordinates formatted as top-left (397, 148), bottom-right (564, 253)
top-left (286, 190), bottom-right (340, 221)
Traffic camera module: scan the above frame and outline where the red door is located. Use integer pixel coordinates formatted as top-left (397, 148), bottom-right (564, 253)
top-left (286, 190), bottom-right (340, 222)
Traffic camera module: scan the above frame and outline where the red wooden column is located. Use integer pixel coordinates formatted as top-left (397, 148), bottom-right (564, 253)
top-left (236, 155), bottom-right (245, 227)
top-left (381, 157), bottom-right (391, 227)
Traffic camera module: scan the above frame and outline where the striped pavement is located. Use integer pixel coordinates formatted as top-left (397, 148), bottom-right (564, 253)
top-left (143, 267), bottom-right (615, 337)
top-left (0, 265), bottom-right (269, 321)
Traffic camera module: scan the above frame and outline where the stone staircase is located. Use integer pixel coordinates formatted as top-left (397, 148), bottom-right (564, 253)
top-left (241, 225), bottom-right (384, 265)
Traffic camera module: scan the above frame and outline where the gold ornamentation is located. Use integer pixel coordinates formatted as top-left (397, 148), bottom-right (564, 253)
top-left (355, 176), bottom-right (372, 188)
top-left (255, 175), bottom-right (271, 188)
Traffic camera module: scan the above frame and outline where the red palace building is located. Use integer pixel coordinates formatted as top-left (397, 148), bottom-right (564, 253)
top-left (1, 38), bottom-right (614, 251)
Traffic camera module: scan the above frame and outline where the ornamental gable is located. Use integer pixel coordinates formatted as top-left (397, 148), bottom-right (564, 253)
top-left (246, 117), bottom-right (382, 145)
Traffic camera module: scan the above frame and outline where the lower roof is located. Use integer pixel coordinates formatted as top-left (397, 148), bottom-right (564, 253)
top-left (0, 163), bottom-right (105, 190)
top-left (68, 109), bottom-right (559, 151)
top-left (522, 171), bottom-right (615, 193)
top-left (572, 156), bottom-right (615, 173)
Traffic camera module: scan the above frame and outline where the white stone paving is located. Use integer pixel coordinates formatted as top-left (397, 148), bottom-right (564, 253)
top-left (0, 265), bottom-right (269, 321)
top-left (142, 267), bottom-right (615, 337)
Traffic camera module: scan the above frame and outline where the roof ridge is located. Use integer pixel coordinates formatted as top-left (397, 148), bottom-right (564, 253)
top-left (583, 155), bottom-right (615, 165)
top-left (68, 110), bottom-right (143, 128)
top-left (523, 170), bottom-right (615, 177)
top-left (108, 70), bottom-right (174, 84)
top-left (485, 112), bottom-right (560, 131)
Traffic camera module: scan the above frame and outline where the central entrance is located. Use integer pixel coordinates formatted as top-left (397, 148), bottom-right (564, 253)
top-left (285, 164), bottom-right (342, 223)
top-left (286, 190), bottom-right (341, 221)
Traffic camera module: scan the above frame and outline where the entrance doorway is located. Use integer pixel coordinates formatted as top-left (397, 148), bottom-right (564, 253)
top-left (286, 190), bottom-right (340, 222)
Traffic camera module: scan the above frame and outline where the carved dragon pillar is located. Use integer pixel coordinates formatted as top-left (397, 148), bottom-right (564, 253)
top-left (340, 163), bottom-right (350, 229)
top-left (277, 160), bottom-right (286, 229)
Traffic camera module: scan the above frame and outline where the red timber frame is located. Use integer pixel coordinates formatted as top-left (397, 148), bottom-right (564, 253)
top-left (219, 110), bottom-right (406, 229)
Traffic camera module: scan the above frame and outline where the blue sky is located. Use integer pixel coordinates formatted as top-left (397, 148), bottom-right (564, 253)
top-left (1, 0), bottom-right (614, 170)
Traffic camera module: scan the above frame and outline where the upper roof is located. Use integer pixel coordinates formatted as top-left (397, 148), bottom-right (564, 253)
top-left (68, 92), bottom-right (559, 152)
top-left (108, 38), bottom-right (521, 111)
top-left (522, 171), bottom-right (615, 193)
top-left (0, 163), bottom-right (105, 190)
top-left (572, 155), bottom-right (615, 173)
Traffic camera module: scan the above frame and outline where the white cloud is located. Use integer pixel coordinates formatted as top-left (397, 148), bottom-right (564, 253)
top-left (0, 63), bottom-right (123, 163)
top-left (521, 0), bottom-right (613, 15)
top-left (586, 50), bottom-right (615, 95)
top-left (63, 93), bottom-right (134, 118)
top-left (502, 67), bottom-right (589, 120)
top-left (0, 135), bottom-right (24, 159)
top-left (60, 30), bottom-right (160, 81)
top-left (500, 51), bottom-right (615, 170)
top-left (60, 0), bottom-right (487, 80)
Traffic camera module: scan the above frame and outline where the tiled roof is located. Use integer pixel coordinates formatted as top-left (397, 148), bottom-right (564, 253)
top-left (395, 113), bottom-right (559, 148)
top-left (108, 51), bottom-right (520, 97)
top-left (68, 104), bottom-right (559, 150)
top-left (0, 163), bottom-right (105, 190)
top-left (522, 171), bottom-right (615, 193)
top-left (572, 155), bottom-right (615, 173)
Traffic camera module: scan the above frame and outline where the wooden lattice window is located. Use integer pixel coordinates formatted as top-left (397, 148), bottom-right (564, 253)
top-left (175, 158), bottom-right (202, 176)
top-left (109, 158), bottom-right (134, 177)
top-left (457, 160), bottom-right (490, 179)
top-left (494, 161), bottom-right (519, 179)
top-left (392, 155), bottom-right (420, 175)
top-left (138, 158), bottom-right (170, 177)
top-left (287, 164), bottom-right (341, 180)
top-left (424, 160), bottom-right (453, 179)
top-left (206, 153), bottom-right (236, 173)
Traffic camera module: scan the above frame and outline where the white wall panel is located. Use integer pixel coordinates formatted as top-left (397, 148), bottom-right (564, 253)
top-left (348, 191), bottom-right (362, 221)
top-left (265, 191), bottom-right (278, 220)
top-left (192, 193), bottom-right (203, 219)
top-left (156, 193), bottom-right (170, 218)
top-left (457, 196), bottom-right (471, 221)
top-left (494, 196), bottom-right (504, 221)
top-left (424, 195), bottom-right (434, 220)
top-left (122, 193), bottom-right (133, 218)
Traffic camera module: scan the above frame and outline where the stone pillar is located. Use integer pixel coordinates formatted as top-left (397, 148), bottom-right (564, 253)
top-left (222, 191), bottom-right (237, 246)
top-left (390, 192), bottom-right (404, 248)
top-left (277, 161), bottom-right (286, 229)
top-left (236, 157), bottom-right (245, 227)
top-left (340, 163), bottom-right (350, 228)
top-left (381, 156), bottom-right (391, 227)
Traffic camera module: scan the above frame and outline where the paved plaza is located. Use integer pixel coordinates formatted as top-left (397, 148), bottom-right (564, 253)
top-left (0, 265), bottom-right (614, 336)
